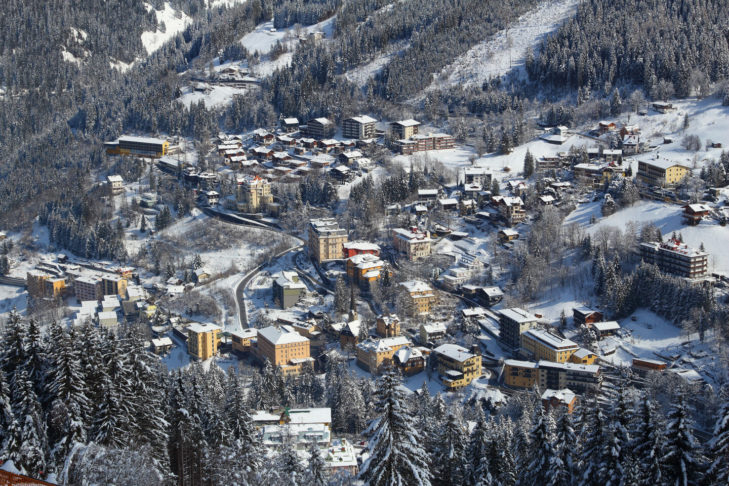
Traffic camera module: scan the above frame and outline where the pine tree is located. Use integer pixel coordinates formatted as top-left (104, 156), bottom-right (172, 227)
top-left (0, 369), bottom-right (14, 460)
top-left (519, 406), bottom-right (557, 486)
top-left (10, 368), bottom-right (48, 477)
top-left (278, 439), bottom-right (305, 486)
top-left (358, 370), bottom-right (432, 486)
top-left (523, 149), bottom-right (535, 178)
top-left (466, 410), bottom-right (492, 486)
top-left (551, 409), bottom-right (577, 486)
top-left (707, 387), bottom-right (729, 485)
top-left (662, 395), bottom-right (705, 486)
top-left (0, 310), bottom-right (26, 383)
top-left (579, 402), bottom-right (608, 485)
top-left (225, 369), bottom-right (262, 482)
top-left (308, 441), bottom-right (327, 486)
top-left (433, 412), bottom-right (467, 486)
top-left (629, 395), bottom-right (664, 486)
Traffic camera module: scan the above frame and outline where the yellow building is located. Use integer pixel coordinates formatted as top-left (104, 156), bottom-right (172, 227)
top-left (637, 160), bottom-right (689, 187)
top-left (356, 336), bottom-right (411, 374)
top-left (26, 271), bottom-right (51, 299)
top-left (231, 328), bottom-right (258, 354)
top-left (433, 344), bottom-right (481, 389)
top-left (503, 359), bottom-right (540, 388)
top-left (237, 175), bottom-right (273, 213)
top-left (105, 136), bottom-right (169, 158)
top-left (102, 276), bottom-right (128, 297)
top-left (398, 280), bottom-right (437, 315)
top-left (376, 314), bottom-right (400, 338)
top-left (520, 328), bottom-right (579, 363)
top-left (570, 348), bottom-right (598, 365)
top-left (187, 323), bottom-right (222, 360)
top-left (308, 219), bottom-right (348, 264)
top-left (346, 254), bottom-right (386, 289)
top-left (257, 325), bottom-right (312, 375)
top-left (44, 277), bottom-right (67, 299)
top-left (390, 119), bottom-right (421, 140)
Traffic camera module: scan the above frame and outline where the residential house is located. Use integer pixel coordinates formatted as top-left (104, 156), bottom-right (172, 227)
top-left (570, 348), bottom-right (597, 365)
top-left (433, 344), bottom-right (482, 390)
top-left (272, 271), bottom-right (307, 308)
top-left (356, 336), bottom-right (411, 374)
top-left (419, 322), bottom-right (447, 344)
top-left (537, 360), bottom-right (602, 392)
top-left (437, 198), bottom-right (458, 211)
top-left (151, 337), bottom-right (173, 355)
top-left (107, 174), bottom-right (124, 194)
top-left (231, 328), bottom-right (258, 354)
top-left (280, 117), bottom-right (300, 132)
top-left (308, 218), bottom-right (348, 264)
top-left (324, 439), bottom-right (359, 476)
top-left (398, 280), bottom-right (437, 315)
top-left (346, 253), bottom-right (386, 289)
top-left (338, 150), bottom-right (363, 166)
top-left (683, 203), bottom-right (711, 225)
top-left (342, 241), bottom-right (380, 259)
top-left (376, 314), bottom-right (401, 338)
top-left (652, 102), bottom-right (675, 113)
top-left (542, 388), bottom-right (577, 414)
top-left (203, 190), bottom-right (219, 206)
top-left (590, 321), bottom-right (621, 339)
top-left (393, 346), bottom-right (425, 376)
top-left (187, 323), bottom-right (222, 360)
top-left (343, 115), bottom-right (377, 140)
top-left (256, 325), bottom-right (312, 375)
top-left (339, 319), bottom-right (362, 348)
top-left (392, 227), bottom-right (431, 261)
top-left (572, 307), bottom-right (603, 326)
top-left (462, 167), bottom-right (492, 188)
top-left (498, 308), bottom-right (538, 348)
top-left (97, 311), bottom-right (118, 331)
top-left (498, 229), bottom-right (519, 243)
top-left (494, 196), bottom-right (526, 226)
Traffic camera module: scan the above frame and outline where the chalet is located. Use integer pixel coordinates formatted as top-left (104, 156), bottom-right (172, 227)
top-left (462, 167), bottom-right (492, 187)
top-left (393, 347), bottom-right (425, 376)
top-left (494, 196), bottom-right (525, 226)
top-left (276, 134), bottom-right (297, 146)
top-left (632, 358), bottom-right (667, 372)
top-left (498, 229), bottom-right (519, 243)
top-left (478, 286), bottom-right (504, 306)
top-left (542, 388), bottom-right (577, 414)
top-left (538, 195), bottom-right (555, 206)
top-left (272, 151), bottom-right (291, 164)
top-left (339, 319), bottom-right (362, 349)
top-left (683, 203), bottom-right (711, 225)
top-left (280, 117), bottom-right (300, 132)
top-left (250, 146), bottom-right (274, 160)
top-left (437, 198), bottom-right (458, 211)
top-left (621, 134), bottom-right (640, 155)
top-left (338, 150), bottom-right (363, 165)
top-left (253, 128), bottom-right (275, 145)
top-left (300, 137), bottom-right (318, 149)
top-left (590, 321), bottom-right (621, 338)
top-left (417, 188), bottom-right (440, 204)
top-left (597, 121), bottom-right (617, 134)
top-left (572, 307), bottom-right (603, 326)
top-left (151, 337), bottom-right (173, 355)
top-left (319, 139), bottom-right (339, 152)
top-left (652, 102), bottom-right (675, 113)
top-left (310, 154), bottom-right (335, 168)
top-left (420, 322), bottom-right (447, 344)
top-left (540, 126), bottom-right (568, 144)
top-left (331, 165), bottom-right (352, 182)
top-left (203, 191), bottom-right (220, 206)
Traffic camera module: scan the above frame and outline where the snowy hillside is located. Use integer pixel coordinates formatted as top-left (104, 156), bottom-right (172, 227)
top-left (426, 0), bottom-right (579, 91)
top-left (141, 2), bottom-right (192, 56)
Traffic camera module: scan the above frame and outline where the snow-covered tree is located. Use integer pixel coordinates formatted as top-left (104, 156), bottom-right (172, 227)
top-left (433, 412), bottom-right (467, 485)
top-left (10, 368), bottom-right (48, 477)
top-left (519, 406), bottom-right (557, 486)
top-left (551, 409), bottom-right (577, 485)
top-left (662, 395), bottom-right (705, 486)
top-left (466, 409), bottom-right (492, 486)
top-left (307, 442), bottom-right (327, 486)
top-left (707, 387), bottom-right (729, 485)
top-left (358, 370), bottom-right (432, 486)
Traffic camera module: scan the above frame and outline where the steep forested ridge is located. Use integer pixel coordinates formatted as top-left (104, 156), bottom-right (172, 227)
top-left (527, 0), bottom-right (729, 97)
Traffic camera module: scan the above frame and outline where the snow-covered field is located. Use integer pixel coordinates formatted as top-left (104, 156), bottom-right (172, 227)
top-left (176, 85), bottom-right (249, 108)
top-left (426, 0), bottom-right (579, 91)
top-left (565, 200), bottom-right (729, 275)
top-left (141, 2), bottom-right (192, 56)
top-left (344, 41), bottom-right (409, 89)
top-left (0, 285), bottom-right (27, 315)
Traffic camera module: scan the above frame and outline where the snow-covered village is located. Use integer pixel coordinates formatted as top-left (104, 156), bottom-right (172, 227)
top-left (1, 0), bottom-right (729, 485)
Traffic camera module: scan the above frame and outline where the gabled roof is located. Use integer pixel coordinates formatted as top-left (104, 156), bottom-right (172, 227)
top-left (258, 325), bottom-right (308, 345)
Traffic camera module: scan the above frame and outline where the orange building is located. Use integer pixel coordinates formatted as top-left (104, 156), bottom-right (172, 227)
top-left (257, 326), bottom-right (312, 375)
top-left (376, 314), bottom-right (400, 338)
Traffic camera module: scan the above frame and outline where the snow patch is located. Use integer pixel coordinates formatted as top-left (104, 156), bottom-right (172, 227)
top-left (176, 85), bottom-right (248, 108)
top-left (427, 0), bottom-right (579, 90)
top-left (141, 2), bottom-right (192, 56)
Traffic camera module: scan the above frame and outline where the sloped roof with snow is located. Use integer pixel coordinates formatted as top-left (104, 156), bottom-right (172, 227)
top-left (434, 343), bottom-right (476, 362)
top-left (258, 326), bottom-right (308, 345)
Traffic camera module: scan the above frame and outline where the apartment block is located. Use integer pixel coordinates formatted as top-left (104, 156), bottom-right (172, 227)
top-left (520, 328), bottom-right (579, 363)
top-left (433, 344), bottom-right (482, 390)
top-left (640, 238), bottom-right (708, 278)
top-left (343, 115), bottom-right (377, 140)
top-left (498, 308), bottom-right (538, 348)
top-left (392, 227), bottom-right (431, 261)
top-left (187, 323), bottom-right (222, 360)
top-left (257, 325), bottom-right (312, 375)
top-left (308, 218), bottom-right (348, 264)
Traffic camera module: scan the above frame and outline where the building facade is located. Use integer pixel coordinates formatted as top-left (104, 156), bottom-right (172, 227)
top-left (637, 160), bottom-right (689, 187)
top-left (187, 323), bottom-right (222, 360)
top-left (272, 271), bottom-right (306, 308)
top-left (640, 238), bottom-right (708, 278)
top-left (343, 115), bottom-right (377, 139)
top-left (356, 336), bottom-right (411, 374)
top-left (520, 328), bottom-right (579, 363)
top-left (498, 308), bottom-right (538, 348)
top-left (376, 314), bottom-right (401, 338)
top-left (237, 175), bottom-right (273, 213)
top-left (392, 228), bottom-right (431, 261)
top-left (308, 219), bottom-right (348, 264)
top-left (106, 136), bottom-right (169, 158)
top-left (433, 344), bottom-right (482, 389)
top-left (398, 280), bottom-right (437, 315)
top-left (390, 119), bottom-right (420, 140)
top-left (257, 326), bottom-right (311, 375)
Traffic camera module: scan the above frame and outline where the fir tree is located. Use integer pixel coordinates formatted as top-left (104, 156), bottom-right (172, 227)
top-left (433, 412), bottom-right (467, 486)
top-left (630, 395), bottom-right (663, 486)
top-left (707, 387), bottom-right (729, 485)
top-left (0, 369), bottom-right (14, 460)
top-left (10, 368), bottom-right (48, 478)
top-left (466, 409), bottom-right (492, 486)
top-left (551, 409), bottom-right (577, 486)
top-left (358, 370), bottom-right (432, 486)
top-left (519, 406), bottom-right (557, 486)
top-left (662, 395), bottom-right (705, 486)
top-left (523, 149), bottom-right (535, 178)
top-left (307, 441), bottom-right (327, 486)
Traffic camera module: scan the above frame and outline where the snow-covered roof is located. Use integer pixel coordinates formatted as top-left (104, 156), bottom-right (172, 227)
top-left (97, 311), bottom-right (117, 320)
top-left (349, 115), bottom-right (377, 124)
top-left (107, 174), bottom-right (123, 183)
top-left (523, 328), bottom-right (578, 350)
top-left (258, 325), bottom-right (308, 345)
top-left (313, 117), bottom-right (332, 125)
top-left (499, 308), bottom-right (538, 324)
top-left (482, 286), bottom-right (504, 297)
top-left (283, 117), bottom-right (299, 124)
top-left (418, 189), bottom-right (439, 196)
top-left (640, 158), bottom-right (690, 170)
top-left (151, 337), bottom-right (173, 347)
top-left (399, 280), bottom-right (433, 293)
top-left (541, 388), bottom-right (576, 404)
top-left (422, 322), bottom-right (447, 334)
top-left (686, 203), bottom-right (712, 213)
top-left (394, 119), bottom-right (420, 127)
top-left (118, 135), bottom-right (167, 145)
top-left (187, 323), bottom-right (221, 334)
top-left (394, 346), bottom-right (423, 363)
top-left (438, 198), bottom-right (458, 205)
top-left (343, 241), bottom-right (380, 252)
top-left (499, 229), bottom-right (519, 236)
top-left (274, 271), bottom-right (306, 289)
top-left (434, 343), bottom-right (477, 362)
top-left (504, 359), bottom-right (538, 368)
top-left (537, 360), bottom-right (600, 374)
top-left (573, 348), bottom-right (595, 358)
top-left (231, 328), bottom-right (258, 340)
top-left (357, 336), bottom-right (411, 352)
top-left (593, 321), bottom-right (621, 332)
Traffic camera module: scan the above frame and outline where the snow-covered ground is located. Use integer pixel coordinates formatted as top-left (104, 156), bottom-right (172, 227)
top-left (565, 200), bottom-right (729, 275)
top-left (0, 285), bottom-right (27, 315)
top-left (426, 0), bottom-right (579, 91)
top-left (344, 41), bottom-right (409, 89)
top-left (141, 2), bottom-right (192, 56)
top-left (176, 85), bottom-right (249, 108)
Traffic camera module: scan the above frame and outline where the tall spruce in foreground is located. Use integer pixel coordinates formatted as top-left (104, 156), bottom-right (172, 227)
top-left (661, 395), bottom-right (705, 486)
top-left (358, 370), bottom-right (432, 486)
top-left (466, 409), bottom-right (492, 486)
top-left (707, 387), bottom-right (729, 485)
top-left (630, 395), bottom-right (663, 486)
top-left (0, 369), bottom-right (14, 460)
top-left (433, 412), bottom-right (468, 486)
top-left (519, 406), bottom-right (557, 486)
top-left (551, 409), bottom-right (577, 485)
top-left (307, 441), bottom-right (327, 486)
